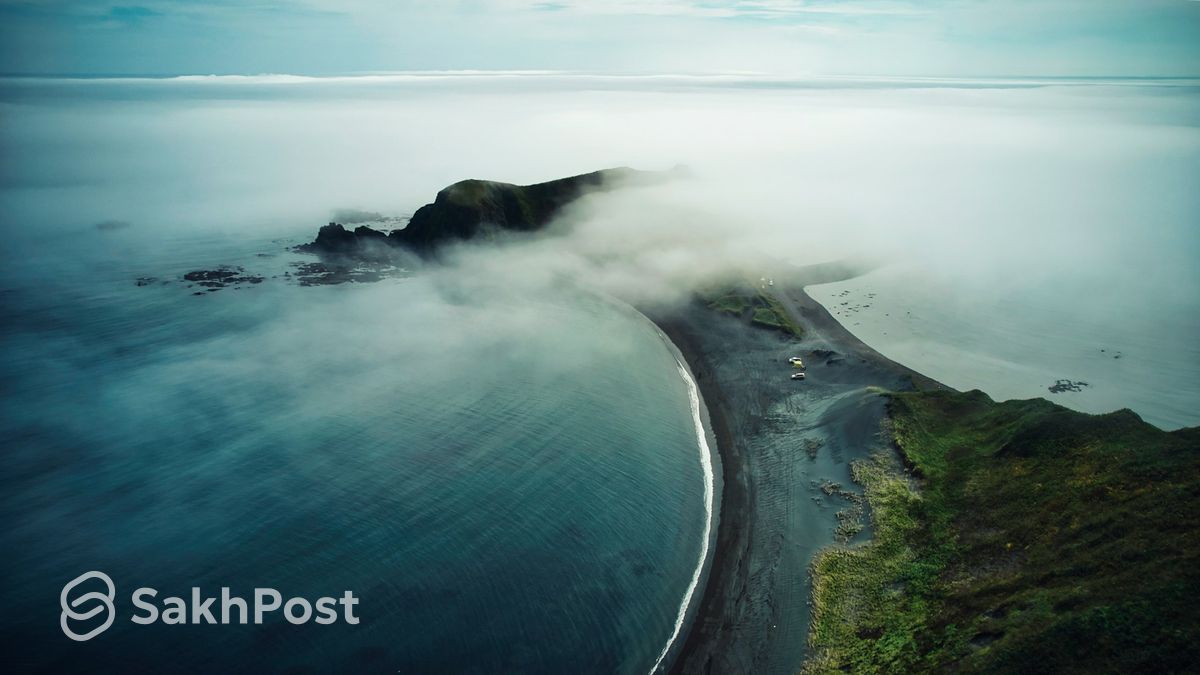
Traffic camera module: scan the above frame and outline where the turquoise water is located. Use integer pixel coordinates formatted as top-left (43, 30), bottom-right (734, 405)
top-left (0, 227), bottom-right (708, 672)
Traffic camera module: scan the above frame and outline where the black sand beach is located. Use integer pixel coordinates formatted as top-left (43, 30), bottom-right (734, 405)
top-left (649, 262), bottom-right (951, 674)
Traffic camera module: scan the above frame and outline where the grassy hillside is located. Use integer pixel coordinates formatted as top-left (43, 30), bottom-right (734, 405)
top-left (699, 284), bottom-right (804, 338)
top-left (302, 167), bottom-right (681, 256)
top-left (392, 167), bottom-right (661, 250)
top-left (806, 389), bottom-right (1200, 674)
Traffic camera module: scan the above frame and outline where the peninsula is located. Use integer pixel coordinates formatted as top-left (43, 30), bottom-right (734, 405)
top-left (300, 170), bottom-right (1200, 674)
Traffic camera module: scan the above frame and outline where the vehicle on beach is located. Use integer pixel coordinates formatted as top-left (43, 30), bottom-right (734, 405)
top-left (791, 372), bottom-right (806, 380)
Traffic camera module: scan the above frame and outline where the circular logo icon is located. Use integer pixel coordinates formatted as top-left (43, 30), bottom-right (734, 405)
top-left (60, 571), bottom-right (116, 641)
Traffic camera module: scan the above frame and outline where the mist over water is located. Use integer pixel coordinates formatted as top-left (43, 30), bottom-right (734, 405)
top-left (808, 264), bottom-right (1200, 429)
top-left (1, 73), bottom-right (1197, 670)
top-left (0, 224), bottom-right (707, 672)
top-left (4, 74), bottom-right (1197, 297)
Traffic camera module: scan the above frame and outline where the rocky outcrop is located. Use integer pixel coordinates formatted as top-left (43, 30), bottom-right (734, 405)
top-left (297, 224), bottom-right (390, 256)
top-left (300, 166), bottom-right (682, 257)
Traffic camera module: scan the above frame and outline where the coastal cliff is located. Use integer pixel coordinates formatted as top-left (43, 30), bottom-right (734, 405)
top-left (806, 390), bottom-right (1200, 674)
top-left (299, 166), bottom-right (681, 256)
top-left (291, 167), bottom-right (1200, 674)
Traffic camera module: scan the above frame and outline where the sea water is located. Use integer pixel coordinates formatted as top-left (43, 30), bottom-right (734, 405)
top-left (5, 72), bottom-right (1196, 672)
top-left (0, 223), bottom-right (709, 672)
top-left (808, 265), bottom-right (1200, 430)
top-left (0, 75), bottom-right (726, 673)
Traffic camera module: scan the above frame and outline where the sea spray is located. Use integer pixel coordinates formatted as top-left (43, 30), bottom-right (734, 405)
top-left (649, 360), bottom-right (716, 673)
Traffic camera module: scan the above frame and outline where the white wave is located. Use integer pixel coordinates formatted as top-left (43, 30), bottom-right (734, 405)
top-left (649, 360), bottom-right (716, 673)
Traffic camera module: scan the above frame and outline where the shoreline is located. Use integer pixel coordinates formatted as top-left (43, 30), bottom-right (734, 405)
top-left (644, 261), bottom-right (953, 675)
top-left (777, 284), bottom-right (951, 394)
top-left (647, 312), bottom-right (748, 674)
top-left (649, 331), bottom-right (723, 674)
top-left (589, 293), bottom-right (725, 675)
top-left (803, 269), bottom-right (1198, 432)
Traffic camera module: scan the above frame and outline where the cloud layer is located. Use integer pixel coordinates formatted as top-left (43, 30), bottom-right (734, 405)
top-left (3, 75), bottom-right (1196, 304)
top-left (1, 0), bottom-right (1198, 76)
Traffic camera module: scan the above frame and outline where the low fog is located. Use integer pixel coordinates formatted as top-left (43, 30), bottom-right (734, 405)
top-left (1, 79), bottom-right (1199, 617)
top-left (3, 76), bottom-right (1197, 308)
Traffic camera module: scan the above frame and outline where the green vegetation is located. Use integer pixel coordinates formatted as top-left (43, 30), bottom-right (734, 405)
top-left (819, 480), bottom-right (867, 542)
top-left (441, 179), bottom-right (492, 206)
top-left (698, 283), bottom-right (804, 338)
top-left (806, 389), bottom-right (1200, 674)
top-left (752, 306), bottom-right (787, 328)
top-left (750, 293), bottom-right (804, 338)
top-left (393, 168), bottom-right (660, 250)
top-left (705, 289), bottom-right (753, 316)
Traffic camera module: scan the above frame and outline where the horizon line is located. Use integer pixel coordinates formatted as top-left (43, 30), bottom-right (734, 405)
top-left (2, 70), bottom-right (1199, 81)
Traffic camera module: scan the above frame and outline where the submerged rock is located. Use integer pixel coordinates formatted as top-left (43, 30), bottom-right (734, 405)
top-left (181, 266), bottom-right (265, 288)
top-left (289, 260), bottom-right (404, 286)
top-left (95, 219), bottom-right (132, 231)
top-left (1048, 379), bottom-right (1090, 393)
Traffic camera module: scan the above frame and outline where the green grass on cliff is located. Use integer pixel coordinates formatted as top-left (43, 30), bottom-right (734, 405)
top-left (699, 284), bottom-right (804, 338)
top-left (705, 290), bottom-right (753, 316)
top-left (805, 390), bottom-right (1200, 674)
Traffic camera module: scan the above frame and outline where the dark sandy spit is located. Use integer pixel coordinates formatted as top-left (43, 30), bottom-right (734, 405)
top-left (646, 262), bottom-right (951, 675)
top-left (164, 250), bottom-right (944, 673)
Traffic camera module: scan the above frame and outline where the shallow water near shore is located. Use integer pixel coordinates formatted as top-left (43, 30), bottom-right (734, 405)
top-left (0, 228), bottom-right (709, 673)
top-left (808, 265), bottom-right (1200, 430)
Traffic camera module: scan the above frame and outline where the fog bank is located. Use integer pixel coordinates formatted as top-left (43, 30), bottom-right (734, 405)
top-left (2, 75), bottom-right (1197, 423)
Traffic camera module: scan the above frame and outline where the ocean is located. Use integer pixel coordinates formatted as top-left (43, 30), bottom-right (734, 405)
top-left (0, 222), bottom-right (710, 672)
top-left (0, 75), bottom-right (742, 674)
top-left (807, 264), bottom-right (1200, 430)
top-left (2, 72), bottom-right (1196, 672)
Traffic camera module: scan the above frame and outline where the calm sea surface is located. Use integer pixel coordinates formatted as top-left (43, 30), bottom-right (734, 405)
top-left (809, 265), bottom-right (1200, 430)
top-left (0, 226), bottom-right (708, 673)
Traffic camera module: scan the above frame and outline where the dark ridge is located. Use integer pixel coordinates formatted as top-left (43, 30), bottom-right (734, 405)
top-left (299, 166), bottom-right (684, 257)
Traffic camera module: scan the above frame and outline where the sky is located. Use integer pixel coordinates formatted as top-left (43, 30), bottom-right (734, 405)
top-left (0, 0), bottom-right (1198, 77)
